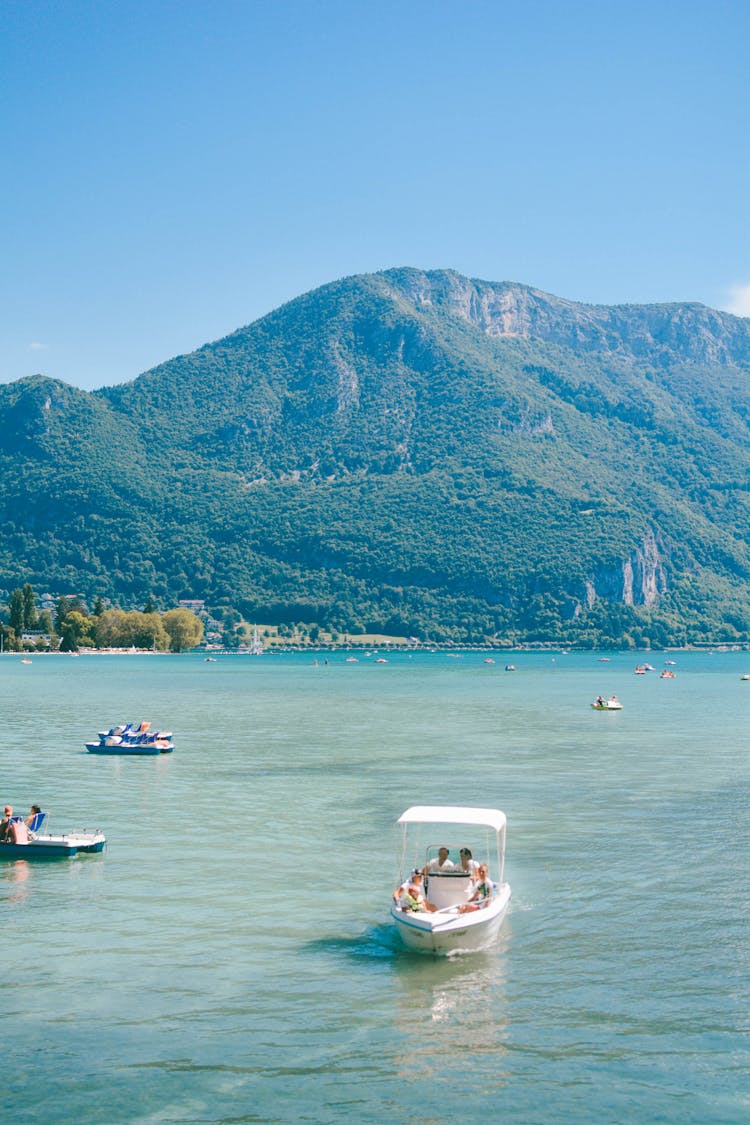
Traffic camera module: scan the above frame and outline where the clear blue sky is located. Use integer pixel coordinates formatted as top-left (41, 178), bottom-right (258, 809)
top-left (2, 0), bottom-right (749, 390)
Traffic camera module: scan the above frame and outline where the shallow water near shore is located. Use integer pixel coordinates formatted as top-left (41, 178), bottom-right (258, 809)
top-left (1, 649), bottom-right (748, 1123)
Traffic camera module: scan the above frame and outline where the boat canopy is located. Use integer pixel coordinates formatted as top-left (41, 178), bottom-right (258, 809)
top-left (396, 806), bottom-right (506, 833)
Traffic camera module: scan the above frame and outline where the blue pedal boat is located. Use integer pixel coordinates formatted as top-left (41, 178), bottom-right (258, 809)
top-left (86, 721), bottom-right (174, 755)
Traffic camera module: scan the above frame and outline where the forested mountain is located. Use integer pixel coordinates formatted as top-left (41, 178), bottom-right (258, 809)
top-left (2, 267), bottom-right (750, 647)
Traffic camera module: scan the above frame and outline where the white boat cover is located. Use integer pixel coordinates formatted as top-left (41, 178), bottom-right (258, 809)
top-left (396, 805), bottom-right (506, 832)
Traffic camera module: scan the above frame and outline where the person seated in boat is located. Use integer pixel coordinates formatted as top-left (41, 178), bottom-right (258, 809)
top-left (392, 868), bottom-right (420, 906)
top-left (393, 869), bottom-right (437, 912)
top-left (457, 847), bottom-right (480, 877)
top-left (0, 806), bottom-right (13, 842)
top-left (24, 805), bottom-right (43, 835)
top-left (424, 846), bottom-right (455, 874)
top-left (9, 819), bottom-right (29, 844)
top-left (595, 695), bottom-right (604, 707)
top-left (458, 864), bottom-right (494, 913)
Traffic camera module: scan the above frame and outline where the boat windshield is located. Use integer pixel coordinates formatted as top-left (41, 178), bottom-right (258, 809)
top-left (394, 807), bottom-right (506, 886)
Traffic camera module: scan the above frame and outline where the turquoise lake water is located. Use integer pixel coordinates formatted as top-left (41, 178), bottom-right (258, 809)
top-left (1, 650), bottom-right (748, 1124)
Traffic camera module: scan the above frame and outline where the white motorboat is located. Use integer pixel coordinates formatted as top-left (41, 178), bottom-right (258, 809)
top-left (390, 805), bottom-right (511, 955)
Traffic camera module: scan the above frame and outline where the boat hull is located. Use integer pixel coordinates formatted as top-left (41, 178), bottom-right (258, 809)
top-left (0, 832), bottom-right (106, 860)
top-left (86, 742), bottom-right (171, 755)
top-left (391, 883), bottom-right (511, 955)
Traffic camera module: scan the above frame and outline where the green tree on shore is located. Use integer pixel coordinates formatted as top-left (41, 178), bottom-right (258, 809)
top-left (94, 610), bottom-right (170, 650)
top-left (22, 584), bottom-right (36, 629)
top-left (9, 589), bottom-right (24, 637)
top-left (162, 608), bottom-right (204, 652)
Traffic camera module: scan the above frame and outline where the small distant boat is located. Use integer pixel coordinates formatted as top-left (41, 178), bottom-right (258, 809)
top-left (741, 674), bottom-right (750, 682)
top-left (21, 658), bottom-right (32, 664)
top-left (591, 696), bottom-right (623, 711)
top-left (86, 721), bottom-right (174, 755)
top-left (660, 670), bottom-right (675, 679)
top-left (346, 656), bottom-right (358, 663)
top-left (375, 657), bottom-right (388, 664)
top-left (505, 664), bottom-right (515, 671)
top-left (664, 660), bottom-right (677, 666)
top-left (483, 658), bottom-right (495, 664)
top-left (204, 656), bottom-right (217, 662)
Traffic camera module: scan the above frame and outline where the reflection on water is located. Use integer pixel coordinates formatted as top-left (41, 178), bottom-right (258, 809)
top-left (1, 859), bottom-right (31, 906)
top-left (391, 929), bottom-right (512, 1088)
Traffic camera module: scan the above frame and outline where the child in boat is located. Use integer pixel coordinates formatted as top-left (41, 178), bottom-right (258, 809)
top-left (393, 869), bottom-right (437, 912)
top-left (459, 864), bottom-right (494, 912)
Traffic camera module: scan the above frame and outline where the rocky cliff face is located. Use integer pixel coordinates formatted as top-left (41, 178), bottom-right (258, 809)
top-left (380, 268), bottom-right (750, 368)
top-left (581, 530), bottom-right (668, 612)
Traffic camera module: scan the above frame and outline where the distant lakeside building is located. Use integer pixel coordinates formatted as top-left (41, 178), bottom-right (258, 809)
top-left (178, 599), bottom-right (206, 614)
top-left (22, 631), bottom-right (51, 646)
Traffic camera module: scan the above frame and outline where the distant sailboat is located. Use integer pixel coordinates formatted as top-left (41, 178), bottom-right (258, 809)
top-left (250, 627), bottom-right (264, 655)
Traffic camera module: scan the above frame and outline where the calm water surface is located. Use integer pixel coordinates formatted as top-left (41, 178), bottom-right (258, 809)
top-left (1, 650), bottom-right (748, 1123)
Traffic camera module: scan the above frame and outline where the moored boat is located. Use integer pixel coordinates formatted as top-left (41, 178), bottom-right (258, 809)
top-left (86, 721), bottom-right (174, 755)
top-left (390, 805), bottom-right (511, 955)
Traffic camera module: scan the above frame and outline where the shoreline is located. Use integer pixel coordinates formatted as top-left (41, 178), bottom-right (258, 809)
top-left (3, 642), bottom-right (750, 657)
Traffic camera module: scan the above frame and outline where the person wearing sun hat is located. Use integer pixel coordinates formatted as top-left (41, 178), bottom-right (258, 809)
top-left (393, 868), bottom-right (438, 912)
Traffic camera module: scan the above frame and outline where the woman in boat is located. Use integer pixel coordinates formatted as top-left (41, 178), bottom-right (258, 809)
top-left (457, 847), bottom-right (480, 877)
top-left (24, 805), bottom-right (43, 837)
top-left (24, 804), bottom-right (42, 827)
